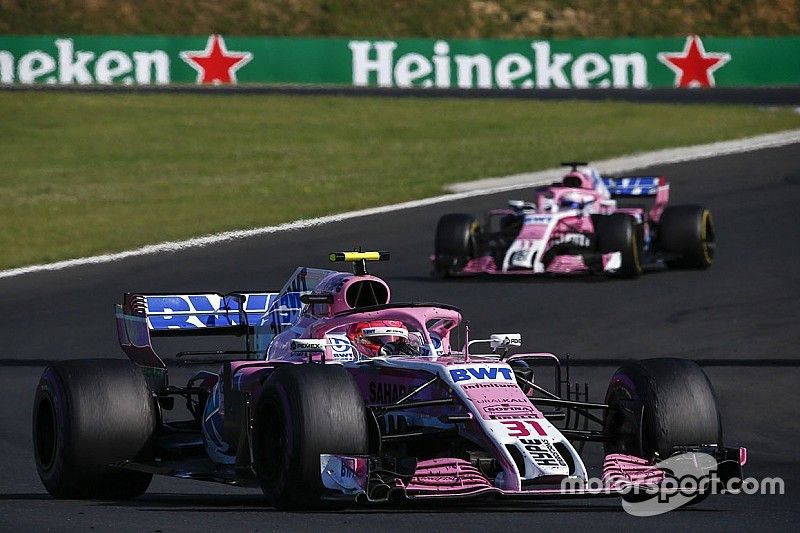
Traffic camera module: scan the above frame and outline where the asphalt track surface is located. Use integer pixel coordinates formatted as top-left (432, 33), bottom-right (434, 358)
top-left (1, 144), bottom-right (799, 531)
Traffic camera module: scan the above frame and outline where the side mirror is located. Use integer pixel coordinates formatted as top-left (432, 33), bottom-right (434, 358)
top-left (490, 333), bottom-right (521, 351)
top-left (290, 339), bottom-right (327, 353)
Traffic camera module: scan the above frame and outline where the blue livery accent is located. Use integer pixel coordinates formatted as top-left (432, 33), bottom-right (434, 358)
top-left (253, 267), bottom-right (335, 353)
top-left (450, 366), bottom-right (514, 383)
top-left (602, 176), bottom-right (661, 196)
top-left (524, 214), bottom-right (553, 225)
top-left (145, 293), bottom-right (277, 330)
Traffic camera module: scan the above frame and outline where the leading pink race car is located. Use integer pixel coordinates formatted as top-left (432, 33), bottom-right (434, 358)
top-left (432, 162), bottom-right (715, 278)
top-left (33, 252), bottom-right (742, 509)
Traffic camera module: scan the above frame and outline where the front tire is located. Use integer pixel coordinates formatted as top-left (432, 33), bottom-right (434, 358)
top-left (659, 205), bottom-right (715, 269)
top-left (254, 364), bottom-right (369, 510)
top-left (603, 358), bottom-right (722, 459)
top-left (33, 359), bottom-right (156, 499)
top-left (594, 213), bottom-right (643, 278)
top-left (433, 213), bottom-right (479, 277)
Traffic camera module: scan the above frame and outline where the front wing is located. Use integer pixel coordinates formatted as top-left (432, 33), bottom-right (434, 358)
top-left (434, 252), bottom-right (622, 276)
top-left (320, 446), bottom-right (746, 503)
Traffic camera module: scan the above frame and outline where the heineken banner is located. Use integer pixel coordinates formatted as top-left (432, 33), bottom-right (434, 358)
top-left (1, 34), bottom-right (798, 88)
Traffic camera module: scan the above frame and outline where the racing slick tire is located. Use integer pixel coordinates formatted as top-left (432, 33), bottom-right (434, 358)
top-left (254, 364), bottom-right (369, 510)
top-left (32, 359), bottom-right (156, 499)
top-left (659, 205), bottom-right (715, 269)
top-left (433, 213), bottom-right (479, 277)
top-left (593, 213), bottom-right (643, 278)
top-left (603, 358), bottom-right (722, 459)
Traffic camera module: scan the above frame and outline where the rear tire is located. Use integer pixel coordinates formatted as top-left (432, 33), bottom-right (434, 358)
top-left (33, 359), bottom-right (156, 499)
top-left (433, 214), bottom-right (479, 276)
top-left (594, 214), bottom-right (643, 278)
top-left (254, 364), bottom-right (369, 510)
top-left (659, 205), bottom-right (714, 269)
top-left (603, 358), bottom-right (722, 459)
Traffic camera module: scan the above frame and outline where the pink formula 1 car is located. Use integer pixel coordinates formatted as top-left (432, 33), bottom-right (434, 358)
top-left (33, 253), bottom-right (742, 509)
top-left (432, 163), bottom-right (715, 278)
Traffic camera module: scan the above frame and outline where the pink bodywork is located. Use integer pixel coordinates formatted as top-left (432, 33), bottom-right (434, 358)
top-left (397, 454), bottom-right (668, 498)
top-left (602, 453), bottom-right (666, 489)
top-left (118, 264), bottom-right (745, 501)
top-left (406, 458), bottom-right (494, 493)
top-left (438, 172), bottom-right (670, 276)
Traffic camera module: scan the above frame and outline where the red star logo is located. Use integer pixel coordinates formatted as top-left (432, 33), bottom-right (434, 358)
top-left (657, 35), bottom-right (731, 88)
top-left (180, 35), bottom-right (252, 85)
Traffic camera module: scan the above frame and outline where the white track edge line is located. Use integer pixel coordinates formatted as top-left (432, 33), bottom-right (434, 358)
top-left (2, 128), bottom-right (799, 280)
top-left (447, 129), bottom-right (800, 192)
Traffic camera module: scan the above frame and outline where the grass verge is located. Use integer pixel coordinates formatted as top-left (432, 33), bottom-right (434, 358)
top-left (1, 92), bottom-right (799, 269)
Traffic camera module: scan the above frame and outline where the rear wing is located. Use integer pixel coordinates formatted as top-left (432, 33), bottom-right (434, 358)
top-left (602, 175), bottom-right (670, 221)
top-left (131, 292), bottom-right (277, 335)
top-left (116, 291), bottom-right (280, 368)
top-left (602, 176), bottom-right (667, 197)
top-left (116, 266), bottom-right (340, 368)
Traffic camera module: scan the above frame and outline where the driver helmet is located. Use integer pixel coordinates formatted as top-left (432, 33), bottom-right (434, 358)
top-left (347, 320), bottom-right (412, 357)
top-left (559, 191), bottom-right (586, 210)
top-left (563, 168), bottom-right (611, 200)
top-left (562, 171), bottom-right (593, 190)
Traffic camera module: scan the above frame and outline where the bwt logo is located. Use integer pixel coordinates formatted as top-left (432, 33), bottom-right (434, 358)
top-left (450, 366), bottom-right (514, 383)
top-left (145, 293), bottom-right (275, 329)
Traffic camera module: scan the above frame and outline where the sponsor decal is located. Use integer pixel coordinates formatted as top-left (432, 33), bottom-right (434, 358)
top-left (327, 335), bottom-right (355, 362)
top-left (369, 381), bottom-right (413, 403)
top-left (363, 326), bottom-right (407, 337)
top-left (350, 40), bottom-right (649, 89)
top-left (180, 34), bottom-right (252, 85)
top-left (429, 333), bottom-right (443, 355)
top-left (524, 214), bottom-right (553, 225)
top-left (320, 454), bottom-right (368, 494)
top-left (340, 458), bottom-right (356, 478)
top-left (462, 382), bottom-right (517, 390)
top-left (0, 34), bottom-right (787, 88)
top-left (0, 35), bottom-right (250, 86)
top-left (0, 38), bottom-right (170, 85)
top-left (490, 414), bottom-right (542, 420)
top-left (474, 396), bottom-right (528, 404)
top-left (603, 176), bottom-right (661, 196)
top-left (145, 293), bottom-right (275, 329)
top-left (261, 291), bottom-right (304, 334)
top-left (520, 437), bottom-right (567, 467)
top-left (657, 35), bottom-right (731, 88)
top-left (550, 232), bottom-right (592, 248)
top-left (449, 366), bottom-right (514, 383)
top-left (484, 404), bottom-right (539, 416)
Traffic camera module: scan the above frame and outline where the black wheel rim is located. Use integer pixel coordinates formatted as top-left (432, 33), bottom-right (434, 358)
top-left (34, 396), bottom-right (57, 470)
top-left (260, 396), bottom-right (288, 485)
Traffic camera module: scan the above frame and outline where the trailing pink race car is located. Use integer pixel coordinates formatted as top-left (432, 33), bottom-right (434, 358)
top-left (32, 252), bottom-right (742, 509)
top-left (432, 162), bottom-right (715, 278)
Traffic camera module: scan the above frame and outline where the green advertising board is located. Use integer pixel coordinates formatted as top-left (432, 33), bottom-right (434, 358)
top-left (0, 34), bottom-right (798, 88)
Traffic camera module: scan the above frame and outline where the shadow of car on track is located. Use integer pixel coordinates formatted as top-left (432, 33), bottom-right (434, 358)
top-left (77, 493), bottom-right (727, 515)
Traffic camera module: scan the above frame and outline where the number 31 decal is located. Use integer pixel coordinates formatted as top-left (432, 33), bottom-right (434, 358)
top-left (500, 420), bottom-right (547, 437)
